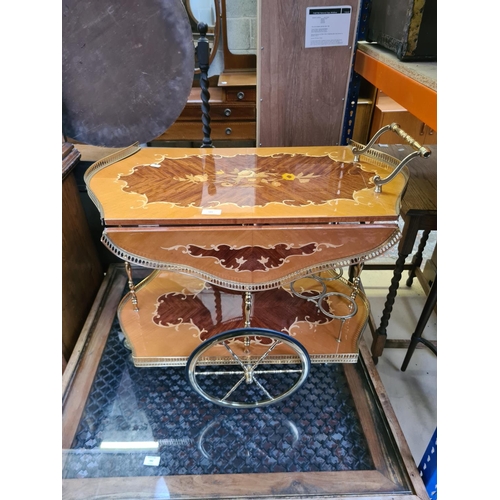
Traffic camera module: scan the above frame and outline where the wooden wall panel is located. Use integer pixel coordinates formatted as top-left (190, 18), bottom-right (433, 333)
top-left (257, 0), bottom-right (359, 147)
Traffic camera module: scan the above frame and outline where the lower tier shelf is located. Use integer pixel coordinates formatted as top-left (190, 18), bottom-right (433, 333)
top-left (118, 269), bottom-right (369, 367)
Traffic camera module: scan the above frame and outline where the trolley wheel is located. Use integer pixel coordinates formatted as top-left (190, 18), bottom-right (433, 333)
top-left (186, 328), bottom-right (310, 408)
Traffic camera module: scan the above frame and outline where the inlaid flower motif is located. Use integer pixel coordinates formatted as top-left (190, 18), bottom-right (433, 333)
top-left (237, 169), bottom-right (255, 178)
top-left (294, 172), bottom-right (321, 183)
top-left (174, 173), bottom-right (208, 183)
top-left (121, 153), bottom-right (375, 208)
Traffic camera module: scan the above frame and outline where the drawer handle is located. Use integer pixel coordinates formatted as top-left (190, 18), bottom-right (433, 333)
top-left (224, 108), bottom-right (232, 117)
top-left (225, 127), bottom-right (232, 135)
top-left (237, 91), bottom-right (245, 100)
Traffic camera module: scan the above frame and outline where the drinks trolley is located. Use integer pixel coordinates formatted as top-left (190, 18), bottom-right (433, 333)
top-left (84, 124), bottom-right (429, 409)
top-left (63, 3), bottom-right (433, 496)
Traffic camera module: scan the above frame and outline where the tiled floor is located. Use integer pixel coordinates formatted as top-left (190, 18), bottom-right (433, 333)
top-left (360, 265), bottom-right (437, 467)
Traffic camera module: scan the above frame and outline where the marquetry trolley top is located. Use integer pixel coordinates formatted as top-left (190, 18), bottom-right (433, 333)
top-left (85, 143), bottom-right (409, 226)
top-left (84, 143), bottom-right (409, 289)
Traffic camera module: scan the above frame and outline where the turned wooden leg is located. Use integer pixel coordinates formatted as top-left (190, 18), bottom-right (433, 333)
top-left (406, 229), bottom-right (431, 287)
top-left (371, 216), bottom-right (421, 363)
top-left (371, 252), bottom-right (408, 363)
top-left (401, 277), bottom-right (437, 371)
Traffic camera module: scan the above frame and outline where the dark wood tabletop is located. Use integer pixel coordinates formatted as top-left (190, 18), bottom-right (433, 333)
top-left (372, 144), bottom-right (437, 215)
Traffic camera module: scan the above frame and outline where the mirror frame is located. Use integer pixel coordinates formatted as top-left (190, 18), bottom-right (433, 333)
top-left (183, 0), bottom-right (221, 73)
top-left (185, 0), bottom-right (217, 31)
top-left (220, 0), bottom-right (256, 71)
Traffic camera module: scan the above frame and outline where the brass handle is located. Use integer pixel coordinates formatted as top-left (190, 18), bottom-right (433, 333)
top-left (350, 122), bottom-right (431, 160)
top-left (388, 123), bottom-right (431, 157)
top-left (349, 122), bottom-right (431, 193)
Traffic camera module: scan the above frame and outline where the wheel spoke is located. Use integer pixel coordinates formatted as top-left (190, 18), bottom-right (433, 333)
top-left (253, 368), bottom-right (303, 374)
top-left (194, 368), bottom-right (304, 376)
top-left (222, 341), bottom-right (248, 370)
top-left (220, 374), bottom-right (247, 402)
top-left (194, 369), bottom-right (246, 376)
top-left (249, 340), bottom-right (281, 375)
top-left (252, 376), bottom-right (274, 401)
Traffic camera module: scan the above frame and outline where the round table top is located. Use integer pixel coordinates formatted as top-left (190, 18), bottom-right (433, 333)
top-left (62, 0), bottom-right (194, 147)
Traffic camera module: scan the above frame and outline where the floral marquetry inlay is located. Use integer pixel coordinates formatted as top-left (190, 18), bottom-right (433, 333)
top-left (120, 153), bottom-right (376, 208)
top-left (161, 241), bottom-right (342, 273)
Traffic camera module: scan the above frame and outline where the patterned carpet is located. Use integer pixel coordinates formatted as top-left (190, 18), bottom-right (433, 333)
top-left (63, 317), bottom-right (374, 479)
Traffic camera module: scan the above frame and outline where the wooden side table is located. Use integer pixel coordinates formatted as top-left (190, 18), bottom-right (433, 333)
top-left (365, 144), bottom-right (437, 363)
top-left (401, 276), bottom-right (437, 371)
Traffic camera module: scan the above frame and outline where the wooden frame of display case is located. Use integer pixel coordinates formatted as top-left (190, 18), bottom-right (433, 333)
top-left (62, 264), bottom-right (429, 500)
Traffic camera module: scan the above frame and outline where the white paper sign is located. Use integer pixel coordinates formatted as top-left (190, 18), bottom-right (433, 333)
top-left (305, 6), bottom-right (352, 48)
top-left (143, 456), bottom-right (161, 466)
top-left (201, 208), bottom-right (222, 215)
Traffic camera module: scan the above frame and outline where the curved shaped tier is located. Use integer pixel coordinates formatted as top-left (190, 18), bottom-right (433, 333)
top-left (103, 223), bottom-right (400, 290)
top-left (118, 270), bottom-right (370, 367)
